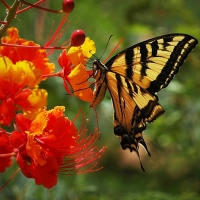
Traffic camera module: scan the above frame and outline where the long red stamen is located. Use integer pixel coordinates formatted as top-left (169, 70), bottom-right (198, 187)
top-left (0, 130), bottom-right (11, 135)
top-left (17, 0), bottom-right (45, 14)
top-left (19, 0), bottom-right (62, 13)
top-left (42, 71), bottom-right (62, 78)
top-left (0, 42), bottom-right (69, 50)
top-left (0, 152), bottom-right (16, 158)
top-left (72, 108), bottom-right (82, 124)
top-left (0, 20), bottom-right (7, 25)
top-left (0, 14), bottom-right (71, 51)
top-left (0, 0), bottom-right (10, 9)
top-left (91, 107), bottom-right (100, 133)
top-left (45, 15), bottom-right (69, 47)
top-left (103, 37), bottom-right (124, 63)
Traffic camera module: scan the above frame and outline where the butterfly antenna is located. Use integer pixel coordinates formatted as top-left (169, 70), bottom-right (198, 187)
top-left (98, 35), bottom-right (113, 60)
top-left (76, 73), bottom-right (93, 85)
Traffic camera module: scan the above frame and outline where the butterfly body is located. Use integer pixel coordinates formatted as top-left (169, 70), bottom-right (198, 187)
top-left (90, 34), bottom-right (198, 169)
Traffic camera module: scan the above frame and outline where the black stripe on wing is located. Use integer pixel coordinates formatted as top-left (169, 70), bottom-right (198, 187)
top-left (147, 35), bottom-right (198, 94)
top-left (105, 34), bottom-right (198, 95)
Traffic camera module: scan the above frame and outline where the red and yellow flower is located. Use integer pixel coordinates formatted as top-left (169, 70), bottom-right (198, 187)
top-left (58, 37), bottom-right (95, 102)
top-left (0, 56), bottom-right (47, 125)
top-left (0, 27), bottom-right (54, 125)
top-left (0, 0), bottom-right (107, 190)
top-left (0, 27), bottom-right (55, 76)
top-left (9, 106), bottom-right (106, 189)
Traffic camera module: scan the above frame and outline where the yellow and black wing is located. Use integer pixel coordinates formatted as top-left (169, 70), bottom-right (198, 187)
top-left (106, 34), bottom-right (197, 94)
top-left (91, 33), bottom-right (198, 169)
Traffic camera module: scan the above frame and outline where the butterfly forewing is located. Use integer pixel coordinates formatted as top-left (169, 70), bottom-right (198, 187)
top-left (91, 33), bottom-right (198, 169)
top-left (106, 34), bottom-right (198, 94)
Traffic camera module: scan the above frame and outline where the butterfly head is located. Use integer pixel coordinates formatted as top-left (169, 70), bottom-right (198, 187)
top-left (93, 59), bottom-right (108, 77)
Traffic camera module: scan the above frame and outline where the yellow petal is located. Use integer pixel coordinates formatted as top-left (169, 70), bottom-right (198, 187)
top-left (68, 37), bottom-right (96, 66)
top-left (23, 89), bottom-right (48, 120)
top-left (0, 56), bottom-right (42, 89)
top-left (47, 106), bottom-right (65, 118)
top-left (81, 37), bottom-right (96, 58)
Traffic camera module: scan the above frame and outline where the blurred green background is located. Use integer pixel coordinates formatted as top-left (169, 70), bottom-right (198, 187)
top-left (1, 0), bottom-right (200, 199)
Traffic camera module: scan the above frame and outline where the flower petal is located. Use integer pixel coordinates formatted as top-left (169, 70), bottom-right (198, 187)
top-left (68, 63), bottom-right (93, 102)
top-left (0, 27), bottom-right (55, 77)
top-left (33, 156), bottom-right (59, 189)
top-left (0, 130), bottom-right (13, 172)
top-left (68, 37), bottom-right (96, 66)
top-left (21, 89), bottom-right (48, 120)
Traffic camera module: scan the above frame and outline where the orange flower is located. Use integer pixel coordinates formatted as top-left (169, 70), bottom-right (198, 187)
top-left (0, 128), bottom-right (14, 172)
top-left (9, 106), bottom-right (106, 189)
top-left (0, 56), bottom-right (47, 125)
top-left (0, 27), bottom-right (55, 77)
top-left (57, 37), bottom-right (95, 102)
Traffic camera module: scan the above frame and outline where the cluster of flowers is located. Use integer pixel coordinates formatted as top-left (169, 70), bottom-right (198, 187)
top-left (0, 0), bottom-right (106, 189)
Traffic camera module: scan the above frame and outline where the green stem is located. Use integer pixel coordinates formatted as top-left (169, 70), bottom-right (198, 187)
top-left (0, 0), bottom-right (20, 39)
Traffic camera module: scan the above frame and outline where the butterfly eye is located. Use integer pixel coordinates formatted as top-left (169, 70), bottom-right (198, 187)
top-left (93, 70), bottom-right (98, 78)
top-left (92, 64), bottom-right (98, 76)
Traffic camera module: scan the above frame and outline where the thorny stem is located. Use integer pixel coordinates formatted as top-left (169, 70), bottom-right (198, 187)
top-left (0, 0), bottom-right (20, 39)
top-left (0, 0), bottom-right (10, 9)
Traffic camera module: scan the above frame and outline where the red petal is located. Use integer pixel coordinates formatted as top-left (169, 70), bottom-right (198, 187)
top-left (15, 114), bottom-right (31, 133)
top-left (10, 131), bottom-right (26, 149)
top-left (33, 156), bottom-right (59, 189)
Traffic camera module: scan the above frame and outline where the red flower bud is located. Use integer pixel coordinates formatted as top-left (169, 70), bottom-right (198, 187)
top-left (62, 0), bottom-right (75, 13)
top-left (70, 30), bottom-right (86, 47)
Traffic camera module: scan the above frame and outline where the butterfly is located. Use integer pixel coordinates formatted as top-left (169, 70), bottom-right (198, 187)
top-left (90, 33), bottom-right (198, 170)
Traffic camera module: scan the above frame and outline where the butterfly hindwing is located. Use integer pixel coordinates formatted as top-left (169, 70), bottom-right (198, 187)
top-left (91, 33), bottom-right (198, 169)
top-left (106, 71), bottom-right (164, 128)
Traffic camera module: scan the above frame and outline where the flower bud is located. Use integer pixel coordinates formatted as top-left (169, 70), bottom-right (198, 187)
top-left (62, 0), bottom-right (75, 13)
top-left (70, 30), bottom-right (86, 47)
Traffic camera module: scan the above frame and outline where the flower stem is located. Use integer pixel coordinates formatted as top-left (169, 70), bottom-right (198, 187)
top-left (42, 71), bottom-right (62, 78)
top-left (20, 0), bottom-right (62, 13)
top-left (0, 0), bottom-right (20, 39)
top-left (0, 168), bottom-right (21, 190)
top-left (0, 42), bottom-right (70, 49)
